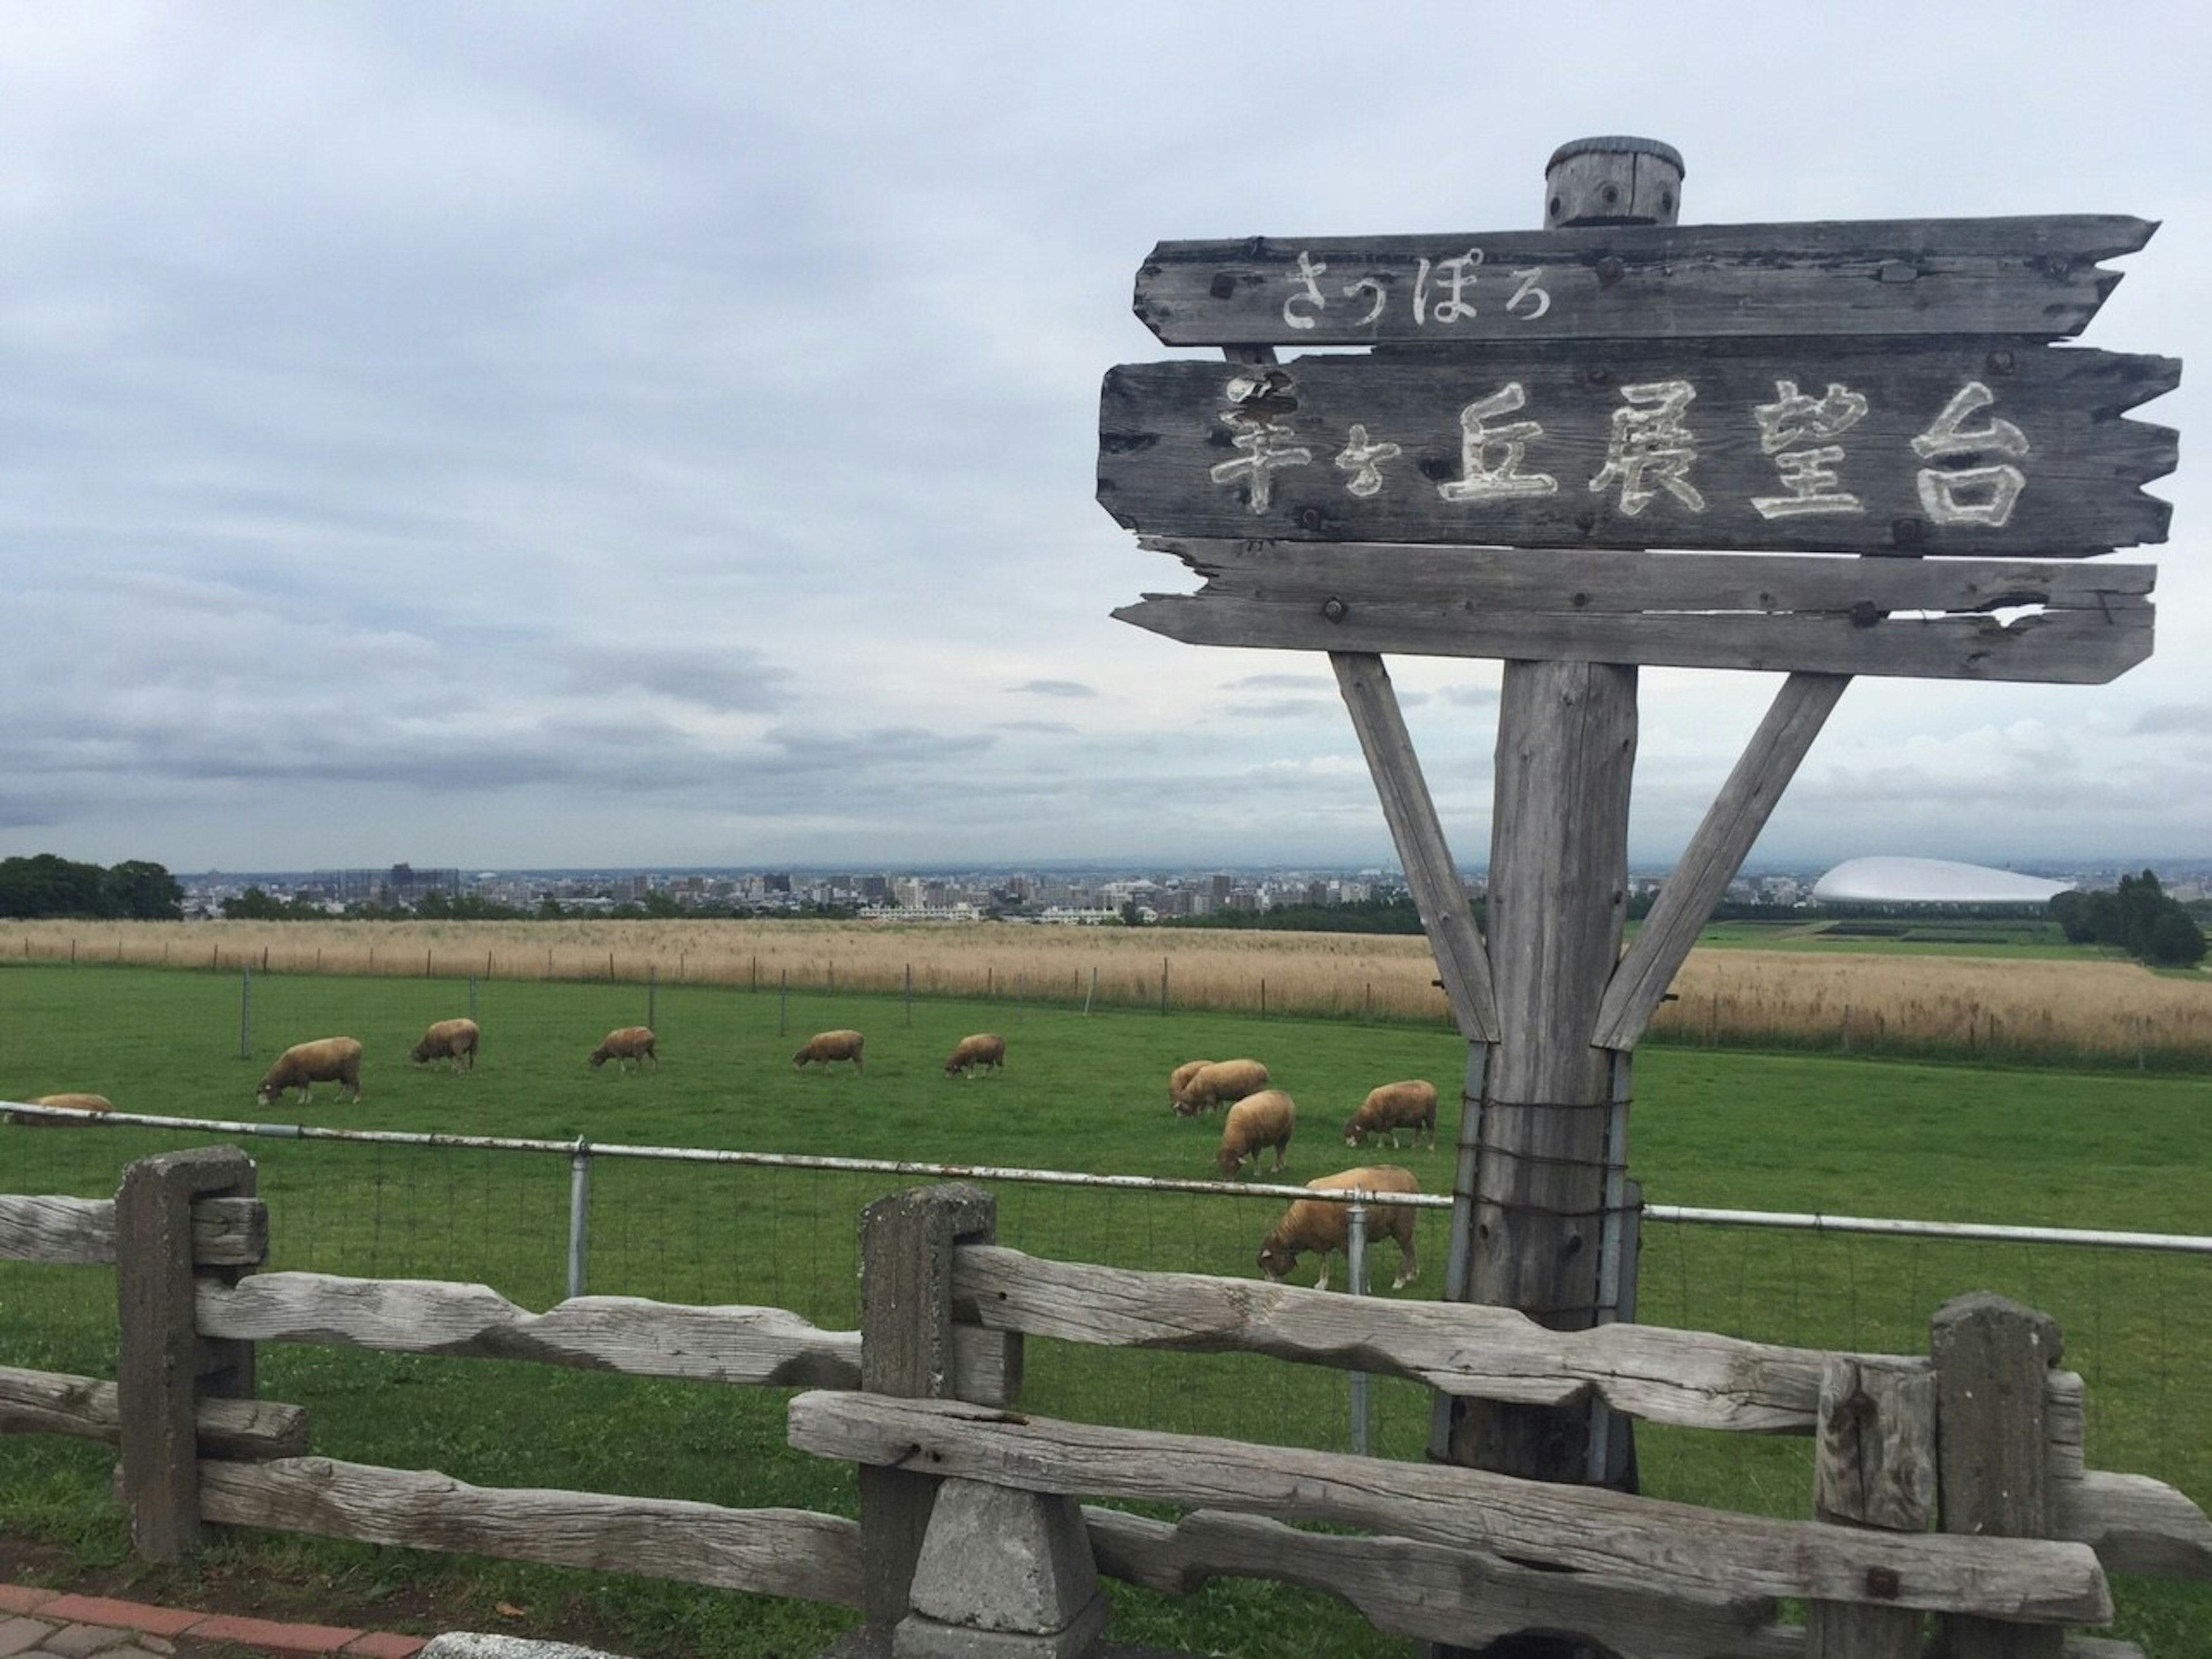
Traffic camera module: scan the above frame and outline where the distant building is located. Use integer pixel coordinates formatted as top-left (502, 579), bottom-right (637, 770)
top-left (1811, 857), bottom-right (2072, 906)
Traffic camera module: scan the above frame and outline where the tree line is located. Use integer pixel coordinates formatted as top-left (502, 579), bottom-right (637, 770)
top-left (2050, 870), bottom-right (2207, 968)
top-left (0, 854), bottom-right (184, 920)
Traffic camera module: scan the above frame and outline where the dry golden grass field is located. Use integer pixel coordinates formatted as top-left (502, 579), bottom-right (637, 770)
top-left (5, 915), bottom-right (2207, 1066)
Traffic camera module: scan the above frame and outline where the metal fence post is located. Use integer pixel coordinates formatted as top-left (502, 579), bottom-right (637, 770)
top-left (1347, 1201), bottom-right (1370, 1456)
top-left (567, 1139), bottom-right (592, 1299)
top-left (238, 965), bottom-right (252, 1061)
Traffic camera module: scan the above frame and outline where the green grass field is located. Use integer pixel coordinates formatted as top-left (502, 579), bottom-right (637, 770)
top-left (3, 962), bottom-right (2207, 1656)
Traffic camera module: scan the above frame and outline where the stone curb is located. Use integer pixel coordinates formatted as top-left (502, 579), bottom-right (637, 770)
top-left (0, 1585), bottom-right (429, 1659)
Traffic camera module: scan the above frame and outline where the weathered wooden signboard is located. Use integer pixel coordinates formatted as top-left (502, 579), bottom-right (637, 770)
top-left (1099, 346), bottom-right (2176, 555)
top-left (1094, 138), bottom-right (2180, 1652)
top-left (1133, 215), bottom-right (2154, 346)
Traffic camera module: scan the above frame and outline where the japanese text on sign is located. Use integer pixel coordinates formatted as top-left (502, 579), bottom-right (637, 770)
top-left (1213, 373), bottom-right (2031, 527)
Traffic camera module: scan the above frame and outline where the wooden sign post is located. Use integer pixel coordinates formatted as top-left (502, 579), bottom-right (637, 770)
top-left (1097, 136), bottom-right (2177, 1657)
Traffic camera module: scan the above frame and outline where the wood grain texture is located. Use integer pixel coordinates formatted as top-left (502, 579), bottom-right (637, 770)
top-left (955, 1242), bottom-right (1852, 1431)
top-left (857, 1183), bottom-right (1007, 1630)
top-left (1117, 539), bottom-right (2157, 684)
top-left (1082, 1505), bottom-right (1798, 1659)
top-left (0, 1364), bottom-right (308, 1459)
top-left (1328, 651), bottom-right (1499, 1041)
top-left (1453, 660), bottom-right (1635, 1483)
top-left (1097, 347), bottom-right (2177, 555)
top-left (2054, 1471), bottom-right (2212, 1581)
top-left (785, 1392), bottom-right (2110, 1624)
top-left (1933, 1294), bottom-right (2066, 1658)
top-left (1598, 674), bottom-right (1851, 1051)
top-left (1133, 215), bottom-right (2153, 346)
top-left (1133, 537), bottom-right (2161, 612)
top-left (197, 1272), bottom-right (864, 1387)
top-left (1806, 1357), bottom-right (1936, 1658)
top-left (197, 1456), bottom-right (861, 1608)
top-left (116, 1146), bottom-right (257, 1565)
top-left (0, 1195), bottom-right (266, 1267)
top-left (0, 1196), bottom-right (114, 1264)
top-left (1116, 594), bottom-right (2153, 683)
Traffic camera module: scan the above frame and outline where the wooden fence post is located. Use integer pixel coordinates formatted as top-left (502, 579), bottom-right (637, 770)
top-left (1805, 1355), bottom-right (1934, 1657)
top-left (857, 1183), bottom-right (1020, 1633)
top-left (1931, 1293), bottom-right (2066, 1659)
top-left (116, 1145), bottom-right (262, 1563)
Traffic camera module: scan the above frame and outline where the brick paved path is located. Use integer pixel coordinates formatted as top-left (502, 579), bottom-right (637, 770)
top-left (0, 1586), bottom-right (424, 1659)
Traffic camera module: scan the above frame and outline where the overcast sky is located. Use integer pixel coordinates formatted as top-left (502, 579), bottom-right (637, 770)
top-left (2, 2), bottom-right (2206, 875)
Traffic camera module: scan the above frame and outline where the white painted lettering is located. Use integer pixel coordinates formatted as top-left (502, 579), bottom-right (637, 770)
top-left (1437, 383), bottom-right (1556, 502)
top-left (1590, 380), bottom-right (1705, 516)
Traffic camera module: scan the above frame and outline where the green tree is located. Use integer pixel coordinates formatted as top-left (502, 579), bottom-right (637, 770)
top-left (2145, 910), bottom-right (2209, 969)
top-left (0, 853), bottom-right (108, 918)
top-left (102, 859), bottom-right (184, 919)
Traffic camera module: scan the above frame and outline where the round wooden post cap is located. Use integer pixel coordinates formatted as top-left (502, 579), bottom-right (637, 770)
top-left (1544, 136), bottom-right (1684, 228)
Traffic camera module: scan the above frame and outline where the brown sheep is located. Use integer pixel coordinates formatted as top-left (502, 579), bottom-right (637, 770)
top-left (6, 1092), bottom-right (115, 1127)
top-left (256, 1037), bottom-right (364, 1107)
top-left (410, 1017), bottom-right (481, 1072)
top-left (1166, 1059), bottom-right (1212, 1111)
top-left (1342, 1080), bottom-right (1439, 1150)
top-left (1257, 1165), bottom-right (1421, 1291)
top-left (1215, 1088), bottom-right (1295, 1179)
top-left (793, 1029), bottom-right (865, 1073)
top-left (1174, 1057), bottom-right (1270, 1118)
top-left (944, 1033), bottom-right (1005, 1077)
top-left (589, 1026), bottom-right (658, 1073)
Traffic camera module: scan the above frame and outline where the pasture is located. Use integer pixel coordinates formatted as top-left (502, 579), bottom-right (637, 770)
top-left (3, 960), bottom-right (2209, 1656)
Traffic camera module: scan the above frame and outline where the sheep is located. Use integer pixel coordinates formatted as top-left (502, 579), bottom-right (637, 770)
top-left (793, 1029), bottom-right (865, 1074)
top-left (1166, 1059), bottom-right (1212, 1111)
top-left (1256, 1165), bottom-right (1421, 1292)
top-left (944, 1033), bottom-right (1005, 1077)
top-left (410, 1017), bottom-right (481, 1072)
top-left (256, 1037), bottom-right (364, 1107)
top-left (1342, 1079), bottom-right (1439, 1150)
top-left (7, 1092), bottom-right (115, 1127)
top-left (1173, 1057), bottom-right (1270, 1118)
top-left (589, 1026), bottom-right (658, 1073)
top-left (1215, 1088), bottom-right (1295, 1179)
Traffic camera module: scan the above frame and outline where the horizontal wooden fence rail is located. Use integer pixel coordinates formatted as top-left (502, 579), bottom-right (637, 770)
top-left (196, 1456), bottom-right (862, 1608)
top-left (0, 1365), bottom-right (306, 1460)
top-left (0, 1193), bottom-right (264, 1267)
top-left (6, 1162), bottom-right (2209, 1657)
top-left (952, 1238), bottom-right (2212, 1587)
top-left (786, 1390), bottom-right (2109, 1624)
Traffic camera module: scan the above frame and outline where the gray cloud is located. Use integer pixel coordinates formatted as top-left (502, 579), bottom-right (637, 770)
top-left (1013, 680), bottom-right (1096, 699)
top-left (1, 3), bottom-right (2206, 869)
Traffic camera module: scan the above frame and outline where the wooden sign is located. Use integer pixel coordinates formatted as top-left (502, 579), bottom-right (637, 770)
top-left (1134, 216), bottom-right (2153, 347)
top-left (1097, 344), bottom-right (2177, 556)
top-left (1114, 539), bottom-right (2154, 684)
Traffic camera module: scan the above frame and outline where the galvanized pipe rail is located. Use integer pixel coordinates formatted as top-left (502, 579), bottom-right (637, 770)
top-left (9, 1100), bottom-right (2212, 1255)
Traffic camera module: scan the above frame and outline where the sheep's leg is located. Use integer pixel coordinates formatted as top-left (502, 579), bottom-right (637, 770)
top-left (1392, 1234), bottom-right (1418, 1290)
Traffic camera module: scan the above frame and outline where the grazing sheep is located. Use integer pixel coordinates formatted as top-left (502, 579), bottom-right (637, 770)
top-left (1342, 1080), bottom-right (1439, 1150)
top-left (944, 1033), bottom-right (1006, 1077)
top-left (793, 1029), bottom-right (865, 1074)
top-left (1215, 1088), bottom-right (1296, 1179)
top-left (7, 1092), bottom-right (115, 1127)
top-left (1173, 1057), bottom-right (1270, 1118)
top-left (410, 1017), bottom-right (481, 1072)
top-left (256, 1038), bottom-right (364, 1107)
top-left (1257, 1165), bottom-right (1421, 1292)
top-left (589, 1026), bottom-right (658, 1073)
top-left (1167, 1059), bottom-right (1212, 1111)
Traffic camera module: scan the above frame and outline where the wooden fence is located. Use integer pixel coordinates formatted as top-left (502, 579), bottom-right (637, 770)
top-left (3, 1150), bottom-right (2210, 1657)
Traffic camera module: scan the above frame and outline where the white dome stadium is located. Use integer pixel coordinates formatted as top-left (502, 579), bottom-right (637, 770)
top-left (1811, 857), bottom-right (2073, 906)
